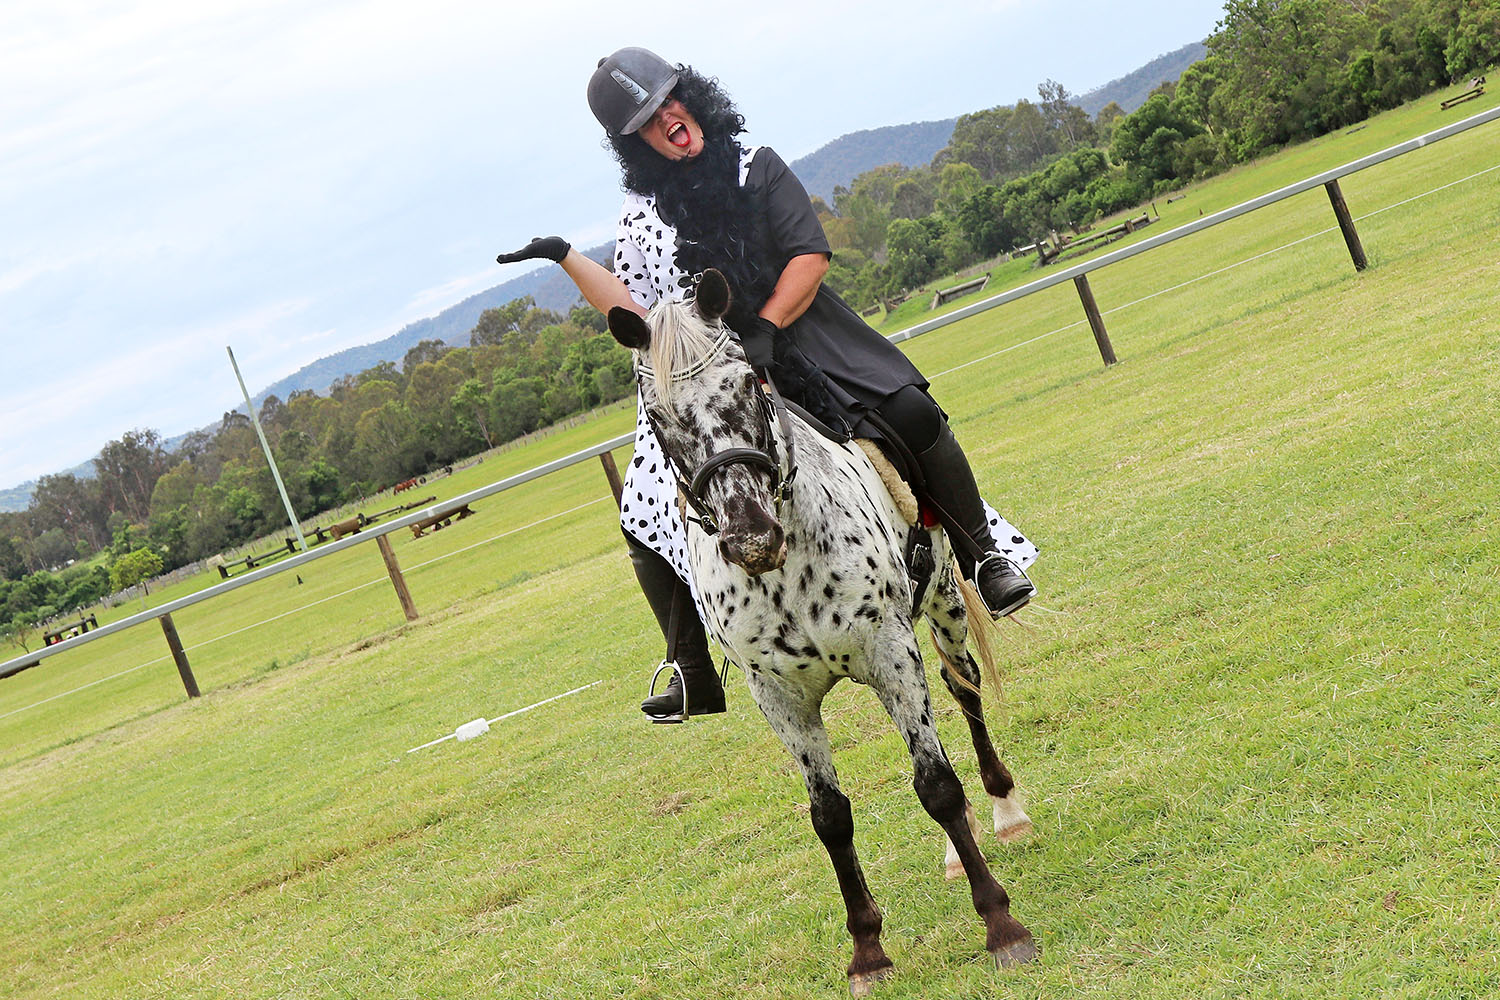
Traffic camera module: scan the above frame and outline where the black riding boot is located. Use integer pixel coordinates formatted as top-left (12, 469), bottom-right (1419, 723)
top-left (915, 423), bottom-right (1036, 618)
top-left (627, 534), bottom-right (726, 722)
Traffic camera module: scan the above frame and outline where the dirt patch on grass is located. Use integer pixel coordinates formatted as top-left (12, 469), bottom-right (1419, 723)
top-left (652, 791), bottom-right (693, 816)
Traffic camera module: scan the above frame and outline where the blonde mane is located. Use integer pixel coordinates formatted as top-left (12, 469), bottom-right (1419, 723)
top-left (645, 299), bottom-right (729, 408)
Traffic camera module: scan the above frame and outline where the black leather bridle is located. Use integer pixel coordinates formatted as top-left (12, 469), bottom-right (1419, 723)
top-left (635, 327), bottom-right (797, 537)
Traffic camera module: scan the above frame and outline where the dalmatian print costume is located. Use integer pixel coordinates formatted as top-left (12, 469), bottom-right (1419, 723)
top-left (615, 147), bottom-right (1037, 615)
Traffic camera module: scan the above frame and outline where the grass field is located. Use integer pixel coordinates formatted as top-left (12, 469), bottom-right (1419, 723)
top-left (3, 91), bottom-right (1498, 998)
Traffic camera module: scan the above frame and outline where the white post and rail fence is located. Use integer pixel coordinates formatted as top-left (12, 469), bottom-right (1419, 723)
top-left (3, 104), bottom-right (1496, 698)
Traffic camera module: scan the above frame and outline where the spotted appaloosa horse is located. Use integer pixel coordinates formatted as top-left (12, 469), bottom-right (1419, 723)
top-left (607, 270), bottom-right (1037, 992)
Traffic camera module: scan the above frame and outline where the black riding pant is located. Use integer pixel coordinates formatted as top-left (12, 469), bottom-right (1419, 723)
top-left (866, 383), bottom-right (946, 455)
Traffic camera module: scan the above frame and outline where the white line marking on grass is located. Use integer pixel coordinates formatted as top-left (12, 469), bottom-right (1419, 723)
top-left (186, 577), bottom-right (387, 651)
top-left (406, 681), bottom-right (602, 753)
top-left (0, 657), bottom-right (170, 722)
top-left (191, 499), bottom-right (612, 653)
top-left (927, 319), bottom-right (1088, 381)
top-left (402, 498), bottom-right (613, 573)
top-left (1353, 161), bottom-right (1500, 219)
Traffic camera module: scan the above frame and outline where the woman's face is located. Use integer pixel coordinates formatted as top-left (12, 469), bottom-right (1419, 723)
top-left (636, 96), bottom-right (704, 162)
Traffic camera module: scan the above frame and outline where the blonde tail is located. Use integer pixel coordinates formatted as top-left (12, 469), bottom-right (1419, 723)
top-left (950, 560), bottom-right (1003, 698)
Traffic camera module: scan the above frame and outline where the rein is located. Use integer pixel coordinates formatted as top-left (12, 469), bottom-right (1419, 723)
top-left (636, 325), bottom-right (798, 537)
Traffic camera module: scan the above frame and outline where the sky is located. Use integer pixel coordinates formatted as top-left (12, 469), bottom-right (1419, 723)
top-left (0, 0), bottom-right (1229, 491)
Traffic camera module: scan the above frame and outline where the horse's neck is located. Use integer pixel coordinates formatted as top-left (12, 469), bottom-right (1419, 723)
top-left (783, 417), bottom-right (907, 539)
top-left (779, 417), bottom-right (841, 528)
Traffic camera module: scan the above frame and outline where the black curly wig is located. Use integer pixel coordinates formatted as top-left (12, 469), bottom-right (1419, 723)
top-left (603, 65), bottom-right (776, 318)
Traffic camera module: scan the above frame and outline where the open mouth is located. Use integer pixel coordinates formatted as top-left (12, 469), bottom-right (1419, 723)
top-left (667, 122), bottom-right (690, 148)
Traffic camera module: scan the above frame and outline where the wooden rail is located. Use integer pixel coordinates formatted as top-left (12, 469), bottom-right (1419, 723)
top-left (887, 104), bottom-right (1500, 364)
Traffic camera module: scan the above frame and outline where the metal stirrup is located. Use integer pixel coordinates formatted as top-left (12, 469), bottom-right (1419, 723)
top-left (646, 659), bottom-right (690, 724)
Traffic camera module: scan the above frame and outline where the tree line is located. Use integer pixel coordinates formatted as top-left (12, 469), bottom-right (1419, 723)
top-left (0, 303), bottom-right (632, 649)
top-left (818, 0), bottom-right (1498, 307)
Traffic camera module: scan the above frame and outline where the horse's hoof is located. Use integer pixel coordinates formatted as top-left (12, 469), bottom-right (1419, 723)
top-left (993, 795), bottom-right (1032, 844)
top-left (848, 965), bottom-right (895, 996)
top-left (991, 936), bottom-right (1040, 968)
top-left (996, 818), bottom-right (1033, 843)
top-left (944, 859), bottom-right (965, 880)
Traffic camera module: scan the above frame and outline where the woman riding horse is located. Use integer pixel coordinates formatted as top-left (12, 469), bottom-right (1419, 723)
top-left (496, 46), bottom-right (1036, 722)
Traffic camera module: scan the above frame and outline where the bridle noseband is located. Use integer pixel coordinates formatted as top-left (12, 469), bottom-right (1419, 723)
top-left (636, 325), bottom-right (797, 537)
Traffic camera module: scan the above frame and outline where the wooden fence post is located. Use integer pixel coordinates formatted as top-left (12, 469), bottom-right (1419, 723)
top-left (376, 534), bottom-right (420, 622)
top-left (599, 452), bottom-right (625, 508)
top-left (159, 612), bottom-right (200, 698)
top-left (1073, 274), bottom-right (1118, 366)
top-left (1324, 179), bottom-right (1368, 272)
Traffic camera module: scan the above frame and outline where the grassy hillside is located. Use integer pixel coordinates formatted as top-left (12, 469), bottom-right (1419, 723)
top-left (1, 90), bottom-right (1497, 999)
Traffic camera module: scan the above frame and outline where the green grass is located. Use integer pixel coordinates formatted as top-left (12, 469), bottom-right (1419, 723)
top-left (2, 90), bottom-right (1498, 998)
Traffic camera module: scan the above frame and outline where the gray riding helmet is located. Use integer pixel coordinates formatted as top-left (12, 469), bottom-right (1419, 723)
top-left (587, 47), bottom-right (679, 135)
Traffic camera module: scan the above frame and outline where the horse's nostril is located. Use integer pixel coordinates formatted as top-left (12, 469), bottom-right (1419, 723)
top-left (719, 526), bottom-right (788, 576)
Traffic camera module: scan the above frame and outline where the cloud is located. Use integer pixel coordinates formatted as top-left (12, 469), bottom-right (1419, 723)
top-left (401, 268), bottom-right (505, 318)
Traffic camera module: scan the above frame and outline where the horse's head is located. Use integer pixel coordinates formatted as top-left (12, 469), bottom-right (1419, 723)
top-left (608, 270), bottom-right (787, 576)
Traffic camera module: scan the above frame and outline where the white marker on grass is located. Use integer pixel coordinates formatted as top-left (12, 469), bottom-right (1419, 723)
top-left (406, 681), bottom-right (601, 753)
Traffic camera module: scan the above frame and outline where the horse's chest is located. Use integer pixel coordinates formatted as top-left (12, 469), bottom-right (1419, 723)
top-left (690, 492), bottom-right (909, 675)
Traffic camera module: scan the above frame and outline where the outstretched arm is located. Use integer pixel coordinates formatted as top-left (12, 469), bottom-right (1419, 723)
top-left (495, 237), bottom-right (644, 317)
top-left (560, 249), bottom-right (643, 316)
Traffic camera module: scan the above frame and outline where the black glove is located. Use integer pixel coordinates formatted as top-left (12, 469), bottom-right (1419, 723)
top-left (738, 315), bottom-right (778, 370)
top-left (495, 236), bottom-right (571, 265)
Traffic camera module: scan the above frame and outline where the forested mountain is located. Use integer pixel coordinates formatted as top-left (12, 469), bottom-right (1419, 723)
top-left (248, 244), bottom-right (610, 409)
top-left (0, 460), bottom-right (99, 515)
top-left (790, 119), bottom-right (962, 203)
top-left (0, 483), bottom-right (38, 514)
top-left (788, 42), bottom-right (1208, 202)
top-left (1073, 42), bottom-right (1208, 116)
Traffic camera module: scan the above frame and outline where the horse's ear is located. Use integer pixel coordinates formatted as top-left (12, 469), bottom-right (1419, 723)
top-left (607, 306), bottom-right (651, 350)
top-left (695, 269), bottom-right (731, 321)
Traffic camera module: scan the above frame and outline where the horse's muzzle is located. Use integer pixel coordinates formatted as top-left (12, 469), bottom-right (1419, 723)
top-left (719, 521), bottom-right (787, 576)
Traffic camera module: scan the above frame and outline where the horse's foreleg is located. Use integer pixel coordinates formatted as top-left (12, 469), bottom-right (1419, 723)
top-left (928, 587), bottom-right (1032, 846)
top-left (752, 681), bottom-right (894, 995)
top-left (874, 639), bottom-right (1037, 968)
